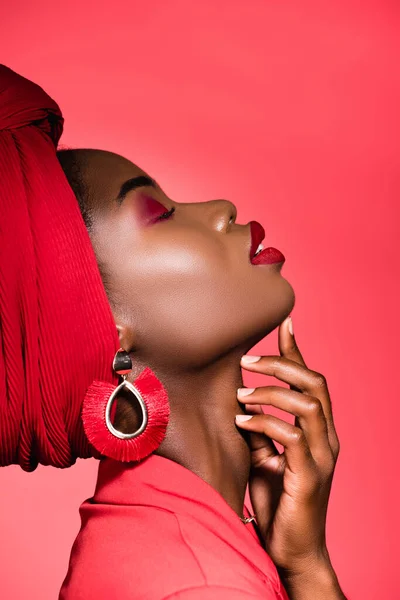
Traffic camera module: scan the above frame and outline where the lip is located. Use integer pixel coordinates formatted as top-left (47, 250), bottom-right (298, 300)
top-left (249, 221), bottom-right (265, 259)
top-left (249, 220), bottom-right (285, 266)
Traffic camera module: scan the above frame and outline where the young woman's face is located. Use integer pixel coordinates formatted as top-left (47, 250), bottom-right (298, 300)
top-left (78, 150), bottom-right (295, 369)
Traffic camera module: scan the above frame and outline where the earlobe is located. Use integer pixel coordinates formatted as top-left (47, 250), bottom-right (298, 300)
top-left (115, 322), bottom-right (135, 353)
top-left (115, 323), bottom-right (124, 340)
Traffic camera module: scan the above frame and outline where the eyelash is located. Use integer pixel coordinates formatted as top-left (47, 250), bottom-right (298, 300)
top-left (157, 206), bottom-right (176, 221)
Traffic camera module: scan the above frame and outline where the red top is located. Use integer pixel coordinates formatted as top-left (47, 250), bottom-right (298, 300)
top-left (59, 454), bottom-right (289, 599)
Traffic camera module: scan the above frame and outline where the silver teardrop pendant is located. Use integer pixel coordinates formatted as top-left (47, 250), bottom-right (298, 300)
top-left (105, 380), bottom-right (148, 440)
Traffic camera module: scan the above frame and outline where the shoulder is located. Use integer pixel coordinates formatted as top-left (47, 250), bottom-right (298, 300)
top-left (160, 584), bottom-right (280, 599)
top-left (60, 503), bottom-right (284, 600)
top-left (60, 505), bottom-right (207, 599)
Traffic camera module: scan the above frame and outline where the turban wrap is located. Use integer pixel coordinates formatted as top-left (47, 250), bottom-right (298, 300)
top-left (0, 65), bottom-right (119, 472)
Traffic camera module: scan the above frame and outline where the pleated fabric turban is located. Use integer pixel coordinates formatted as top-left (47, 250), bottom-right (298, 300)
top-left (0, 65), bottom-right (120, 471)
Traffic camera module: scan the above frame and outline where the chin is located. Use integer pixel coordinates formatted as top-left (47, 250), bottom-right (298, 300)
top-left (266, 278), bottom-right (296, 333)
top-left (282, 278), bottom-right (296, 315)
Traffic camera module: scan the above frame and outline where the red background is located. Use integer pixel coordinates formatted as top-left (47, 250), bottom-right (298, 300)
top-left (1, 2), bottom-right (399, 598)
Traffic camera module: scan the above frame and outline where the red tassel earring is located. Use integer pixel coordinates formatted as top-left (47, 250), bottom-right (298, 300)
top-left (82, 348), bottom-right (170, 462)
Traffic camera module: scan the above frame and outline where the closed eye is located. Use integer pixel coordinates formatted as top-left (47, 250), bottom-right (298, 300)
top-left (157, 206), bottom-right (175, 221)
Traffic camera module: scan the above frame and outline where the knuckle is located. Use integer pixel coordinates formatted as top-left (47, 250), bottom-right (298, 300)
top-left (312, 371), bottom-right (327, 388)
top-left (332, 439), bottom-right (341, 459)
top-left (251, 447), bottom-right (274, 469)
top-left (260, 413), bottom-right (272, 432)
top-left (290, 428), bottom-right (305, 445)
top-left (330, 431), bottom-right (340, 455)
top-left (306, 397), bottom-right (322, 415)
top-left (272, 356), bottom-right (284, 373)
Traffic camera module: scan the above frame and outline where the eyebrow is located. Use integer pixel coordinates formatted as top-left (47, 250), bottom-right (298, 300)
top-left (116, 175), bottom-right (158, 205)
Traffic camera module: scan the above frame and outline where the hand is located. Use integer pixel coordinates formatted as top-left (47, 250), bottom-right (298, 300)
top-left (235, 316), bottom-right (340, 578)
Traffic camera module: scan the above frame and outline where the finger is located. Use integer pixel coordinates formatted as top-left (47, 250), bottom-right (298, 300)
top-left (244, 403), bottom-right (263, 415)
top-left (278, 316), bottom-right (305, 432)
top-left (241, 404), bottom-right (280, 461)
top-left (235, 413), bottom-right (315, 476)
top-left (240, 355), bottom-right (335, 437)
top-left (237, 386), bottom-right (332, 465)
top-left (279, 316), bottom-right (307, 370)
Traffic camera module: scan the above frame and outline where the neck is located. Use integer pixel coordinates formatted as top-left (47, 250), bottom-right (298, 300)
top-left (153, 354), bottom-right (251, 519)
top-left (115, 353), bottom-right (252, 519)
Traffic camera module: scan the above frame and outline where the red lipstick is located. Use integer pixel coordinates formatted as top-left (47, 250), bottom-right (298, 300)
top-left (249, 221), bottom-right (285, 265)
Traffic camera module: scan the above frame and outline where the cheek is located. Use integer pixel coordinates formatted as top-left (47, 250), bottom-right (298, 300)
top-left (121, 233), bottom-right (232, 310)
top-left (126, 224), bottom-right (230, 280)
top-left (115, 236), bottom-right (239, 356)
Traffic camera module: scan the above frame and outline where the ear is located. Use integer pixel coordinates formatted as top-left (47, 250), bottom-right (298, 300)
top-left (115, 322), bottom-right (135, 353)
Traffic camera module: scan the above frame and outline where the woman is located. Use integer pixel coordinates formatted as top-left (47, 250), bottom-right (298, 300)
top-left (0, 65), bottom-right (346, 599)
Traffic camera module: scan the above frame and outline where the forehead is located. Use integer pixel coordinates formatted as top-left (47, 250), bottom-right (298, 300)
top-left (79, 149), bottom-right (150, 210)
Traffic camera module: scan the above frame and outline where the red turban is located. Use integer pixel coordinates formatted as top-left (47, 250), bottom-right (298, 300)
top-left (0, 65), bottom-right (119, 471)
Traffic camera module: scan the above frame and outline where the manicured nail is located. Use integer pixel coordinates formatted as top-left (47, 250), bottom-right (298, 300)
top-left (235, 415), bottom-right (253, 423)
top-left (288, 316), bottom-right (293, 335)
top-left (237, 387), bottom-right (255, 398)
top-left (241, 355), bottom-right (261, 364)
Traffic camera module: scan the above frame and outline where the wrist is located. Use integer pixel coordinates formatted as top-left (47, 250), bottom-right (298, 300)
top-left (278, 557), bottom-right (346, 600)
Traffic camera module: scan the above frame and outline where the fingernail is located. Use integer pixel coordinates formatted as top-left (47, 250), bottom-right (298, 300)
top-left (237, 387), bottom-right (255, 398)
top-left (241, 355), bottom-right (261, 364)
top-left (235, 415), bottom-right (253, 423)
top-left (288, 316), bottom-right (293, 335)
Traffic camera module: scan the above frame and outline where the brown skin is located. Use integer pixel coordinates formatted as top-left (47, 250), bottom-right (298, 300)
top-left (74, 149), bottom-right (345, 598)
top-left (237, 326), bottom-right (345, 599)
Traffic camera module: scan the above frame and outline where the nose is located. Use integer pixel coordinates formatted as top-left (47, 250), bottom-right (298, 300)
top-left (206, 199), bottom-right (237, 232)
